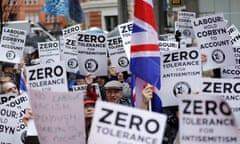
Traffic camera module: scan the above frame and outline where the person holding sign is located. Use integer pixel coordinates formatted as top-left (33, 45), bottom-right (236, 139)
top-left (104, 80), bottom-right (130, 106)
top-left (84, 95), bottom-right (97, 141)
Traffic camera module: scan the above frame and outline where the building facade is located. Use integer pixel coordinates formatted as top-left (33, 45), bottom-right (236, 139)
top-left (1, 0), bottom-right (239, 33)
top-left (1, 0), bottom-right (67, 30)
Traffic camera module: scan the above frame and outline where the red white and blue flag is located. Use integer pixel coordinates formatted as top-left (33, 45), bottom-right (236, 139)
top-left (130, 0), bottom-right (162, 112)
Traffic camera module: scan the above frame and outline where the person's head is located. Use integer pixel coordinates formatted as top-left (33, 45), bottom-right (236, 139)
top-left (2, 63), bottom-right (15, 75)
top-left (0, 73), bottom-right (12, 84)
top-left (104, 80), bottom-right (123, 104)
top-left (75, 75), bottom-right (86, 85)
top-left (117, 72), bottom-right (124, 82)
top-left (1, 81), bottom-right (19, 95)
top-left (84, 99), bottom-right (95, 119)
top-left (96, 76), bottom-right (107, 87)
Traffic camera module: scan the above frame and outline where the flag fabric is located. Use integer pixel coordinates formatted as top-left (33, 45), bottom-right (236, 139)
top-left (42, 0), bottom-right (69, 17)
top-left (19, 68), bottom-right (27, 94)
top-left (69, 0), bottom-right (84, 23)
top-left (130, 0), bottom-right (162, 112)
top-left (42, 0), bottom-right (84, 23)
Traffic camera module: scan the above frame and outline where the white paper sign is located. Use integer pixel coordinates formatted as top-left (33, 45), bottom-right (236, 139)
top-left (4, 93), bottom-right (30, 144)
top-left (221, 65), bottom-right (240, 79)
top-left (0, 27), bottom-right (27, 63)
top-left (107, 36), bottom-right (129, 72)
top-left (160, 48), bottom-right (202, 106)
top-left (62, 24), bottom-right (81, 38)
top-left (25, 62), bottom-right (68, 92)
top-left (77, 32), bottom-right (108, 76)
top-left (0, 105), bottom-right (19, 144)
top-left (159, 40), bottom-right (179, 52)
top-left (88, 101), bottom-right (167, 144)
top-left (176, 11), bottom-right (196, 39)
top-left (228, 24), bottom-right (240, 46)
top-left (38, 41), bottom-right (61, 64)
top-left (0, 93), bottom-right (17, 104)
top-left (61, 37), bottom-right (79, 73)
top-left (179, 95), bottom-right (240, 144)
top-left (72, 83), bottom-right (101, 99)
top-left (192, 14), bottom-right (234, 71)
top-left (201, 78), bottom-right (240, 128)
top-left (28, 90), bottom-right (85, 144)
top-left (118, 22), bottom-right (133, 60)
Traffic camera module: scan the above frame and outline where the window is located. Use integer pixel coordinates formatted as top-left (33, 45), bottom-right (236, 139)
top-left (25, 12), bottom-right (39, 23)
top-left (24, 0), bottom-right (38, 5)
top-left (104, 16), bottom-right (118, 31)
top-left (46, 15), bottom-right (58, 23)
top-left (8, 0), bottom-right (17, 5)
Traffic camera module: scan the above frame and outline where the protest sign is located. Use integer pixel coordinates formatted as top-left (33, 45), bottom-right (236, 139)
top-left (62, 24), bottom-right (81, 38)
top-left (201, 78), bottom-right (240, 128)
top-left (77, 32), bottom-right (108, 76)
top-left (0, 93), bottom-right (17, 105)
top-left (107, 36), bottom-right (129, 72)
top-left (25, 62), bottom-right (68, 92)
top-left (159, 40), bottom-right (179, 52)
top-left (0, 105), bottom-right (19, 144)
top-left (72, 83), bottom-right (101, 100)
top-left (118, 22), bottom-right (133, 59)
top-left (61, 37), bottom-right (79, 73)
top-left (5, 93), bottom-right (30, 144)
top-left (192, 13), bottom-right (234, 71)
top-left (176, 11), bottom-right (196, 39)
top-left (228, 24), bottom-right (240, 46)
top-left (221, 65), bottom-right (240, 79)
top-left (88, 101), bottom-right (167, 144)
top-left (28, 90), bottom-right (85, 144)
top-left (38, 41), bottom-right (61, 64)
top-left (0, 27), bottom-right (27, 63)
top-left (179, 95), bottom-right (240, 144)
top-left (160, 48), bottom-right (202, 106)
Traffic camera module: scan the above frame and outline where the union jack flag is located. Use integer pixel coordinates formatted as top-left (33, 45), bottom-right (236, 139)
top-left (130, 0), bottom-right (162, 112)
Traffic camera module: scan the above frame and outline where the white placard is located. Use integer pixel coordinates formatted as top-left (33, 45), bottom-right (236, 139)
top-left (72, 83), bottom-right (102, 100)
top-left (192, 13), bottom-right (234, 71)
top-left (88, 101), bottom-right (167, 144)
top-left (25, 62), bottom-right (68, 92)
top-left (107, 36), bottom-right (129, 72)
top-left (0, 93), bottom-right (17, 104)
top-left (179, 95), bottom-right (240, 144)
top-left (38, 41), bottom-right (61, 64)
top-left (176, 11), bottom-right (196, 39)
top-left (118, 22), bottom-right (133, 60)
top-left (201, 78), bottom-right (240, 128)
top-left (221, 65), bottom-right (240, 79)
top-left (0, 105), bottom-right (19, 144)
top-left (159, 40), bottom-right (179, 52)
top-left (77, 32), bottom-right (108, 76)
top-left (61, 37), bottom-right (79, 73)
top-left (228, 24), bottom-right (240, 46)
top-left (62, 24), bottom-right (81, 38)
top-left (28, 90), bottom-right (85, 144)
top-left (160, 48), bottom-right (202, 106)
top-left (4, 93), bottom-right (30, 144)
top-left (0, 27), bottom-right (27, 63)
